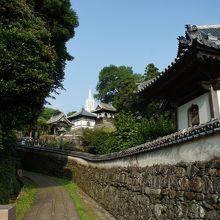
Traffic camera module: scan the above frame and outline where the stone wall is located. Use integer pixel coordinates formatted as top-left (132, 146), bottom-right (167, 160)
top-left (69, 159), bottom-right (220, 220)
top-left (18, 149), bottom-right (220, 220)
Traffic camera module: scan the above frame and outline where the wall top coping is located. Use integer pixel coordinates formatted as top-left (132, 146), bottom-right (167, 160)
top-left (17, 118), bottom-right (220, 162)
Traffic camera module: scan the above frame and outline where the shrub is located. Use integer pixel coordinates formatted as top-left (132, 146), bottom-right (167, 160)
top-left (140, 113), bottom-right (176, 141)
top-left (0, 133), bottom-right (21, 203)
top-left (82, 128), bottom-right (115, 154)
top-left (82, 111), bottom-right (176, 155)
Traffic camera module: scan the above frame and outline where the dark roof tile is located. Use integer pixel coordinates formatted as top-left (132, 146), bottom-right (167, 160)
top-left (93, 103), bottom-right (117, 113)
top-left (68, 108), bottom-right (97, 119)
top-left (137, 24), bottom-right (220, 94)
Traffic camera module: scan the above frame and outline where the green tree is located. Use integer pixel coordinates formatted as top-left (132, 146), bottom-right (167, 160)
top-left (0, 0), bottom-right (78, 130)
top-left (0, 0), bottom-right (78, 203)
top-left (40, 107), bottom-right (61, 121)
top-left (139, 63), bottom-right (174, 119)
top-left (95, 65), bottom-right (141, 112)
top-left (143, 63), bottom-right (160, 81)
top-left (82, 111), bottom-right (176, 155)
top-left (29, 0), bottom-right (79, 91)
top-left (112, 112), bottom-right (144, 151)
top-left (67, 111), bottom-right (76, 117)
top-left (140, 113), bottom-right (176, 142)
top-left (82, 128), bottom-right (114, 154)
top-left (21, 107), bottom-right (61, 134)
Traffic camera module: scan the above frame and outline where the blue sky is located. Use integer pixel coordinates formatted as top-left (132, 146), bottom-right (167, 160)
top-left (47, 0), bottom-right (220, 114)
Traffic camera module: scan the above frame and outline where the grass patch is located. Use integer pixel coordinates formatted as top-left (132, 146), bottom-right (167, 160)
top-left (16, 178), bottom-right (37, 220)
top-left (54, 177), bottom-right (101, 220)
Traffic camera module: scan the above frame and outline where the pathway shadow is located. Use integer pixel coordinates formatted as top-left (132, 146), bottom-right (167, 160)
top-left (17, 148), bottom-right (73, 180)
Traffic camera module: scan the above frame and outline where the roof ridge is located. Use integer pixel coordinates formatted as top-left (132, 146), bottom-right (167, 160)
top-left (196, 24), bottom-right (220, 29)
top-left (68, 108), bottom-right (97, 118)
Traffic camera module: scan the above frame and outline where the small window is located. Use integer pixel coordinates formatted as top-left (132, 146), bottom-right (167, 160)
top-left (188, 104), bottom-right (200, 127)
top-left (87, 121), bottom-right (90, 126)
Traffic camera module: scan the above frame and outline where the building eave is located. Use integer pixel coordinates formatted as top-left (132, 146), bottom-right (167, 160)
top-left (137, 41), bottom-right (220, 106)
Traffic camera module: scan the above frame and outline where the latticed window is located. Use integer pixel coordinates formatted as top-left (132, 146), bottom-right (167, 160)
top-left (188, 104), bottom-right (200, 127)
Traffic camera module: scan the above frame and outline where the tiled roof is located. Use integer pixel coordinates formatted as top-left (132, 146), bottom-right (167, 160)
top-left (137, 24), bottom-right (220, 94)
top-left (47, 113), bottom-right (72, 125)
top-left (93, 103), bottom-right (117, 113)
top-left (47, 113), bottom-right (63, 124)
top-left (67, 108), bottom-right (97, 119)
top-left (178, 24), bottom-right (220, 55)
top-left (197, 25), bottom-right (220, 39)
top-left (137, 78), bottom-right (158, 93)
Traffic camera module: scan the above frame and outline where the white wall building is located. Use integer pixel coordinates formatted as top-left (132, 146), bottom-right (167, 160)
top-left (67, 108), bottom-right (97, 130)
top-left (177, 93), bottom-right (212, 130)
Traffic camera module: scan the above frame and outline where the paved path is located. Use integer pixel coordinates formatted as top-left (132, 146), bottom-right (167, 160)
top-left (23, 171), bottom-right (80, 220)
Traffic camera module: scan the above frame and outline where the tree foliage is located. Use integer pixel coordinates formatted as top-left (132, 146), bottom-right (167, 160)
top-left (95, 65), bottom-right (141, 112)
top-left (0, 0), bottom-right (78, 130)
top-left (111, 112), bottom-right (144, 151)
top-left (82, 111), bottom-right (176, 155)
top-left (82, 128), bottom-right (114, 155)
top-left (140, 113), bottom-right (176, 142)
top-left (0, 1), bottom-right (78, 202)
top-left (0, 133), bottom-right (20, 204)
top-left (29, 0), bottom-right (79, 91)
top-left (67, 111), bottom-right (76, 117)
top-left (143, 63), bottom-right (160, 81)
top-left (84, 63), bottom-right (176, 154)
top-left (40, 107), bottom-right (61, 121)
top-left (139, 63), bottom-right (176, 120)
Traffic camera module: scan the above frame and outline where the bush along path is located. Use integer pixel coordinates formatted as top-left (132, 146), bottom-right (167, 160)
top-left (22, 171), bottom-right (80, 220)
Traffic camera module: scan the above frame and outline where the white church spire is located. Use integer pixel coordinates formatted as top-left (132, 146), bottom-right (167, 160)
top-left (85, 89), bottom-right (95, 112)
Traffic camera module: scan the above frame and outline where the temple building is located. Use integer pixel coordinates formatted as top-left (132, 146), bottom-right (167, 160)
top-left (92, 103), bottom-right (117, 129)
top-left (85, 89), bottom-right (95, 112)
top-left (137, 24), bottom-right (220, 130)
top-left (47, 112), bottom-right (72, 134)
top-left (67, 108), bottom-right (97, 130)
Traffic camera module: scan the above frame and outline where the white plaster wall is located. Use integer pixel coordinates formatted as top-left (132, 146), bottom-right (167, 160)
top-left (68, 133), bottom-right (220, 168)
top-left (177, 93), bottom-right (211, 130)
top-left (71, 118), bottom-right (96, 130)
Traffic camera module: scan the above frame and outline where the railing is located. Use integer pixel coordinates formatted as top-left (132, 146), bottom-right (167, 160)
top-left (17, 118), bottom-right (220, 162)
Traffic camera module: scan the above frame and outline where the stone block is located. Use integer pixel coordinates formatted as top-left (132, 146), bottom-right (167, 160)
top-left (188, 203), bottom-right (205, 219)
top-left (175, 167), bottom-right (186, 177)
top-left (205, 210), bottom-right (220, 220)
top-left (144, 187), bottom-right (161, 195)
top-left (0, 205), bottom-right (16, 220)
top-left (203, 175), bottom-right (214, 194)
top-left (189, 177), bottom-right (204, 192)
top-left (168, 190), bottom-right (176, 199)
top-left (178, 177), bottom-right (189, 190)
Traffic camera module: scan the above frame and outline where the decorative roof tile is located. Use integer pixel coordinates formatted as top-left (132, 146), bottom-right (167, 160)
top-left (178, 24), bottom-right (220, 55)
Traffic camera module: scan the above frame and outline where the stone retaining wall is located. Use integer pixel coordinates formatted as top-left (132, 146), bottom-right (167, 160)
top-left (18, 149), bottom-right (220, 220)
top-left (68, 158), bottom-right (220, 219)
